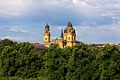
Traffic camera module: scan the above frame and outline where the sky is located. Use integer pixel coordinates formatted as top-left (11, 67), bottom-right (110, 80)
top-left (0, 0), bottom-right (120, 44)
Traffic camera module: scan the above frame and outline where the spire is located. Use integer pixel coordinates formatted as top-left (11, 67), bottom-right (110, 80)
top-left (45, 23), bottom-right (50, 32)
top-left (60, 28), bottom-right (63, 38)
top-left (67, 21), bottom-right (72, 27)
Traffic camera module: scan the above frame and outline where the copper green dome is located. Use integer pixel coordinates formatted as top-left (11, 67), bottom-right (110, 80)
top-left (64, 21), bottom-right (76, 33)
top-left (64, 27), bottom-right (67, 33)
top-left (73, 29), bottom-right (75, 33)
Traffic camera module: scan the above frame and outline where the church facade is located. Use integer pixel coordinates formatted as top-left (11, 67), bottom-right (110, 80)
top-left (44, 21), bottom-right (81, 48)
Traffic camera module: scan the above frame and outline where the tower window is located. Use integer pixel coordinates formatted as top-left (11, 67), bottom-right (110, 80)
top-left (45, 38), bottom-right (47, 40)
top-left (68, 37), bottom-right (70, 40)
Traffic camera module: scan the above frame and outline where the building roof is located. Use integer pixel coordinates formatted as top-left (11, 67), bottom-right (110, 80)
top-left (45, 23), bottom-right (49, 29)
top-left (32, 43), bottom-right (48, 49)
top-left (32, 43), bottom-right (40, 47)
top-left (35, 45), bottom-right (48, 49)
top-left (67, 21), bottom-right (73, 27)
top-left (45, 23), bottom-right (50, 32)
top-left (64, 21), bottom-right (75, 33)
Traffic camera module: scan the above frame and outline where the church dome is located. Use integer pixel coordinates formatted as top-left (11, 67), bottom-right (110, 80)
top-left (72, 29), bottom-right (75, 33)
top-left (64, 27), bottom-right (67, 33)
top-left (64, 21), bottom-right (76, 33)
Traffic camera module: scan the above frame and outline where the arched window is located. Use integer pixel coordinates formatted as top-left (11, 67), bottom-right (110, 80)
top-left (68, 37), bottom-right (70, 40)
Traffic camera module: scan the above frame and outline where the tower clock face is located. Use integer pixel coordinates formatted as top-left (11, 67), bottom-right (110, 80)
top-left (45, 37), bottom-right (47, 40)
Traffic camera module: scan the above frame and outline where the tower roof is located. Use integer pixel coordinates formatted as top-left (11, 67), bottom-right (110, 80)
top-left (67, 21), bottom-right (73, 27)
top-left (64, 27), bottom-right (67, 33)
top-left (45, 23), bottom-right (50, 31)
top-left (64, 21), bottom-right (76, 33)
top-left (45, 23), bottom-right (49, 29)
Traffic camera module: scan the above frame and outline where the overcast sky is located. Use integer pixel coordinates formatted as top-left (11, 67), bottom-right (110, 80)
top-left (0, 0), bottom-right (120, 44)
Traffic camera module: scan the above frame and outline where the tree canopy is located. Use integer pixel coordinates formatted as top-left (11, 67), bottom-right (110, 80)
top-left (0, 39), bottom-right (120, 80)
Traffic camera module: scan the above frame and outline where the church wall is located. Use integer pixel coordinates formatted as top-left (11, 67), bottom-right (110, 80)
top-left (44, 33), bottom-right (50, 43)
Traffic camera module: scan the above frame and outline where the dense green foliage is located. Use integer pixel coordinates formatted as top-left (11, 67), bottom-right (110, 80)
top-left (0, 39), bottom-right (120, 80)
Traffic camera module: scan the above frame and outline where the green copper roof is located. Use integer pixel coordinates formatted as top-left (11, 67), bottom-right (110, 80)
top-left (67, 21), bottom-right (72, 27)
top-left (45, 23), bottom-right (50, 31)
top-left (64, 21), bottom-right (76, 33)
top-left (64, 27), bottom-right (67, 33)
top-left (45, 23), bottom-right (49, 28)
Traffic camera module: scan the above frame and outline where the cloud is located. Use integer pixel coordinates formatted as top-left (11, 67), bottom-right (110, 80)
top-left (0, 0), bottom-right (120, 17)
top-left (75, 21), bottom-right (120, 44)
top-left (72, 0), bottom-right (120, 9)
top-left (0, 0), bottom-right (118, 26)
top-left (0, 36), bottom-right (24, 41)
top-left (42, 20), bottom-right (120, 44)
top-left (0, 35), bottom-right (38, 42)
top-left (72, 0), bottom-right (90, 8)
top-left (0, 0), bottom-right (29, 18)
top-left (0, 0), bottom-right (71, 18)
top-left (1, 26), bottom-right (30, 33)
top-left (10, 26), bottom-right (28, 33)
top-left (0, 0), bottom-right (120, 43)
top-left (71, 0), bottom-right (120, 26)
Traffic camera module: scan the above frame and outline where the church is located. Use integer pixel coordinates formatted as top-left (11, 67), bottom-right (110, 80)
top-left (44, 21), bottom-right (81, 48)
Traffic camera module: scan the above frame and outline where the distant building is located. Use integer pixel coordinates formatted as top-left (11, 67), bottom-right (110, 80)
top-left (44, 21), bottom-right (81, 48)
top-left (32, 43), bottom-right (48, 49)
top-left (113, 44), bottom-right (120, 47)
top-left (32, 43), bottom-right (40, 47)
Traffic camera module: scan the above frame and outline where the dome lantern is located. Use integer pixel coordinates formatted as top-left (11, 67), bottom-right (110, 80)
top-left (67, 21), bottom-right (73, 27)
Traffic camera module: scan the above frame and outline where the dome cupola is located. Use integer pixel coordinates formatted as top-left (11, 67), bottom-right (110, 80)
top-left (67, 21), bottom-right (73, 27)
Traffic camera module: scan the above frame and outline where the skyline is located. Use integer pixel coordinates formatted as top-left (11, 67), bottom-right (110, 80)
top-left (0, 0), bottom-right (120, 44)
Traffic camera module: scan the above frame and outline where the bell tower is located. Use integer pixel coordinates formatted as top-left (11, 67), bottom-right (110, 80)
top-left (64, 21), bottom-right (76, 47)
top-left (44, 23), bottom-right (51, 47)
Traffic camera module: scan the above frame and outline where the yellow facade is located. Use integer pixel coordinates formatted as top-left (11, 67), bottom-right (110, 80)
top-left (44, 21), bottom-right (80, 48)
top-left (44, 24), bottom-right (51, 47)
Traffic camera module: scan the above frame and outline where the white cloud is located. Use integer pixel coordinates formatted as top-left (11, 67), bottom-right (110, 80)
top-left (72, 0), bottom-right (120, 17)
top-left (0, 0), bottom-right (119, 19)
top-left (10, 26), bottom-right (29, 33)
top-left (72, 0), bottom-right (120, 9)
top-left (0, 0), bottom-right (30, 18)
top-left (0, 0), bottom-right (120, 43)
top-left (0, 36), bottom-right (24, 41)
top-left (0, 0), bottom-right (71, 18)
top-left (0, 35), bottom-right (38, 42)
top-left (75, 21), bottom-right (120, 44)
top-left (72, 0), bottom-right (90, 8)
top-left (2, 26), bottom-right (30, 33)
